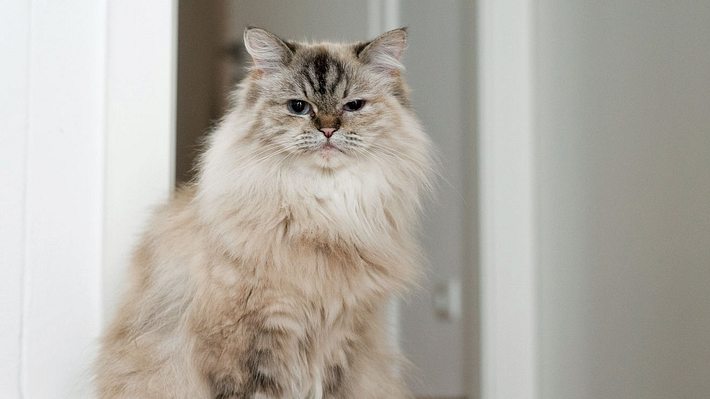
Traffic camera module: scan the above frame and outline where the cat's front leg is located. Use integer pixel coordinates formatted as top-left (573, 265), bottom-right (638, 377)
top-left (336, 325), bottom-right (413, 399)
top-left (211, 327), bottom-right (309, 399)
top-left (318, 349), bottom-right (411, 399)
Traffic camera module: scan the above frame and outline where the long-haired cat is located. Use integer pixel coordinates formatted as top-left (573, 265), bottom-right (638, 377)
top-left (96, 27), bottom-right (433, 399)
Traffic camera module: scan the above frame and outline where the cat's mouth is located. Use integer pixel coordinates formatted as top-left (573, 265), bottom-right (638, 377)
top-left (319, 141), bottom-right (345, 154)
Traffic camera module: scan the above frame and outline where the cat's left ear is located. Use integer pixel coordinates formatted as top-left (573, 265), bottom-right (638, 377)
top-left (243, 27), bottom-right (294, 73)
top-left (356, 27), bottom-right (408, 73)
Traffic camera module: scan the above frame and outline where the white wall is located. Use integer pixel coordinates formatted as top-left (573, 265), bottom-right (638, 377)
top-left (0, 1), bottom-right (105, 396)
top-left (535, 1), bottom-right (710, 398)
top-left (0, 2), bottom-right (31, 395)
top-left (0, 1), bottom-right (175, 397)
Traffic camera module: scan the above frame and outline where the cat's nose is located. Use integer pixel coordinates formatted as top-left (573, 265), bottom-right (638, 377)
top-left (320, 128), bottom-right (337, 138)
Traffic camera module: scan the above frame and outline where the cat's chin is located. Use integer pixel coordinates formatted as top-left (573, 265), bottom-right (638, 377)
top-left (303, 145), bottom-right (349, 171)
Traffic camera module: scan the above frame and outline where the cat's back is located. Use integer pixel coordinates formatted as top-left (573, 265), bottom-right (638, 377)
top-left (126, 184), bottom-right (210, 298)
top-left (144, 184), bottom-right (202, 250)
top-left (110, 185), bottom-right (207, 320)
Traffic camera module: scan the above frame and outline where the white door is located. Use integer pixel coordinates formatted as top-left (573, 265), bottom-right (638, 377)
top-left (0, 1), bottom-right (176, 397)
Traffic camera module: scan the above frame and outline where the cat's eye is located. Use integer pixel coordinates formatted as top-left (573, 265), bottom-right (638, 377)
top-left (287, 99), bottom-right (311, 115)
top-left (343, 99), bottom-right (366, 112)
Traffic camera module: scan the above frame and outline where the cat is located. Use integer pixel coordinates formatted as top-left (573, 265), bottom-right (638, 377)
top-left (95, 27), bottom-right (433, 399)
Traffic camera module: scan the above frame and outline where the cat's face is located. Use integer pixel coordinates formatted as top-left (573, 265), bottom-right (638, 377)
top-left (240, 28), bottom-right (413, 171)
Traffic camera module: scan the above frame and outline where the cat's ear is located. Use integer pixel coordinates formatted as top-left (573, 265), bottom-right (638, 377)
top-left (243, 27), bottom-right (294, 73)
top-left (356, 27), bottom-right (408, 73)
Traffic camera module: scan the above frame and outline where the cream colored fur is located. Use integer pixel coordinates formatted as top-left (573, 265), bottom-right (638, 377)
top-left (96, 28), bottom-right (432, 399)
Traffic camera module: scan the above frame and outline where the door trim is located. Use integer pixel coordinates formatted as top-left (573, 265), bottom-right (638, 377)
top-left (477, 0), bottom-right (538, 398)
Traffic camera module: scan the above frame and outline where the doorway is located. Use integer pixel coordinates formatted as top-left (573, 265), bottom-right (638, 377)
top-left (175, 2), bottom-right (477, 397)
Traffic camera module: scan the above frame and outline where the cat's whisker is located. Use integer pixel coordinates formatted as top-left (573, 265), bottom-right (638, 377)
top-left (237, 142), bottom-right (301, 166)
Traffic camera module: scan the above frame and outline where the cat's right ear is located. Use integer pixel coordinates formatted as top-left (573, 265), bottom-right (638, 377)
top-left (243, 27), bottom-right (294, 74)
top-left (356, 27), bottom-right (408, 74)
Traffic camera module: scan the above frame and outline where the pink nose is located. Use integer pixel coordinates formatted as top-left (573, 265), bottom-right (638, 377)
top-left (320, 128), bottom-right (337, 138)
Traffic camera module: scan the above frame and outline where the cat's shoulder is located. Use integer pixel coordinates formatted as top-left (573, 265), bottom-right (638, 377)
top-left (135, 184), bottom-right (207, 261)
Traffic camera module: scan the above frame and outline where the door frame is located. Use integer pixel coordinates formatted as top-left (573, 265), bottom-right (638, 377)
top-left (102, 2), bottom-right (541, 399)
top-left (477, 0), bottom-right (538, 398)
top-left (102, 0), bottom-right (178, 321)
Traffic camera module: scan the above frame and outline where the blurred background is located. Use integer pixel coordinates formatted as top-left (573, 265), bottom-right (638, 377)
top-left (2, 1), bottom-right (710, 399)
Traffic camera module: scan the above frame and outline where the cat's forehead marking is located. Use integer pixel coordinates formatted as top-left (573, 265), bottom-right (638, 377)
top-left (297, 47), bottom-right (348, 103)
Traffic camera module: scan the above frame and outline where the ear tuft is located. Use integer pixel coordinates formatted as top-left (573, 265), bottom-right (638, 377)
top-left (243, 27), bottom-right (293, 73)
top-left (357, 27), bottom-right (408, 73)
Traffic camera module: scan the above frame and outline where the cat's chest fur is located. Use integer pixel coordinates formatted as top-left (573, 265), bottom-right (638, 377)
top-left (285, 165), bottom-right (393, 238)
top-left (194, 167), bottom-right (405, 397)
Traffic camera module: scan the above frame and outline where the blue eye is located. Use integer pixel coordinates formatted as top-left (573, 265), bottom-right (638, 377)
top-left (343, 99), bottom-right (366, 112)
top-left (287, 99), bottom-right (311, 115)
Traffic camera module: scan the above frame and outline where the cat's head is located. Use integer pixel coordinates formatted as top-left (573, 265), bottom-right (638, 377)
top-left (198, 28), bottom-right (433, 251)
top-left (232, 27), bottom-right (426, 171)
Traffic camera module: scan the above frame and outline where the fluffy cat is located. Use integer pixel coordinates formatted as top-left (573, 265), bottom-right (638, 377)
top-left (96, 27), bottom-right (433, 399)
